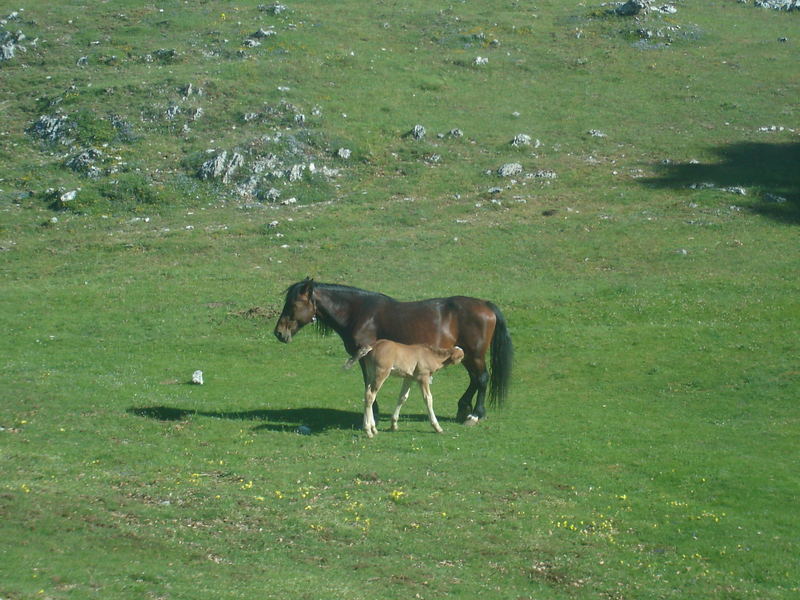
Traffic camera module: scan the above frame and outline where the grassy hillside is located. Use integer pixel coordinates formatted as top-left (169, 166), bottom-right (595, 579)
top-left (1, 1), bottom-right (798, 599)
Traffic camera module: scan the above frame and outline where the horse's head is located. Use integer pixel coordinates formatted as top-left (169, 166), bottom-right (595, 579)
top-left (274, 278), bottom-right (316, 343)
top-left (447, 346), bottom-right (465, 366)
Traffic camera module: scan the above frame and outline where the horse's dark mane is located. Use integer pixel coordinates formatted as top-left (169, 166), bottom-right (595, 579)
top-left (314, 282), bottom-right (395, 301)
top-left (283, 280), bottom-right (394, 337)
top-left (284, 280), bottom-right (394, 302)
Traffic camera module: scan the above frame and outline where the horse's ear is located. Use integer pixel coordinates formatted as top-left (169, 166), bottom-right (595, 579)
top-left (300, 277), bottom-right (314, 296)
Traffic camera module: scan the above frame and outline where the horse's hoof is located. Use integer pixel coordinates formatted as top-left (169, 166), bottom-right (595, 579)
top-left (463, 415), bottom-right (480, 427)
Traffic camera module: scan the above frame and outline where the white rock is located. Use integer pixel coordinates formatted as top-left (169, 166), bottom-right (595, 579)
top-left (192, 370), bottom-right (204, 385)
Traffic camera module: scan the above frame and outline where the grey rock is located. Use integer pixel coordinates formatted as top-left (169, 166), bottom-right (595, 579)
top-left (511, 133), bottom-right (532, 147)
top-left (615, 0), bottom-right (652, 15)
top-left (181, 83), bottom-right (202, 98)
top-left (1, 28), bottom-right (26, 61)
top-left (60, 190), bottom-right (78, 203)
top-left (264, 188), bottom-right (282, 201)
top-left (66, 148), bottom-right (104, 176)
top-left (252, 28), bottom-right (277, 38)
top-left (28, 115), bottom-right (75, 145)
top-left (199, 151), bottom-right (244, 183)
top-left (497, 163), bottom-right (523, 177)
top-left (336, 148), bottom-right (351, 159)
top-left (165, 105), bottom-right (181, 120)
top-left (261, 3), bottom-right (288, 14)
top-left (755, 0), bottom-right (799, 9)
top-left (411, 124), bottom-right (426, 140)
top-left (287, 164), bottom-right (305, 182)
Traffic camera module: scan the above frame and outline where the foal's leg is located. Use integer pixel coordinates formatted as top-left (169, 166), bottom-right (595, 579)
top-left (364, 368), bottom-right (390, 437)
top-left (420, 378), bottom-right (444, 433)
top-left (359, 359), bottom-right (380, 423)
top-left (390, 378), bottom-right (412, 431)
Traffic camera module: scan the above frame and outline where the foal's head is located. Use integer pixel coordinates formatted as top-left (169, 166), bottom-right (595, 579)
top-left (274, 278), bottom-right (316, 343)
top-left (445, 346), bottom-right (465, 366)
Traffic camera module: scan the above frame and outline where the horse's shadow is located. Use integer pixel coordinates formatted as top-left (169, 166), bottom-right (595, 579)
top-left (128, 405), bottom-right (454, 434)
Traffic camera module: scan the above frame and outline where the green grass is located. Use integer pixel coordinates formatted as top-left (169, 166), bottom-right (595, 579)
top-left (2, 1), bottom-right (799, 599)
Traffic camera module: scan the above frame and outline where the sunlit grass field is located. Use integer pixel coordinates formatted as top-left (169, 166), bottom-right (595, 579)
top-left (1, 1), bottom-right (798, 598)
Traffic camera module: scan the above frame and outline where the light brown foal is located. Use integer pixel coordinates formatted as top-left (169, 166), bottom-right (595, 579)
top-left (344, 339), bottom-right (465, 437)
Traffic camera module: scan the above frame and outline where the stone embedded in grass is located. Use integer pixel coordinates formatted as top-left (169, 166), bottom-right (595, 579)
top-left (497, 163), bottom-right (523, 177)
top-left (181, 83), bottom-right (202, 98)
top-left (287, 164), bottom-right (305, 182)
top-left (65, 148), bottom-right (104, 177)
top-left (511, 134), bottom-right (541, 148)
top-left (0, 28), bottom-right (26, 62)
top-left (754, 0), bottom-right (800, 10)
top-left (261, 2), bottom-right (288, 14)
top-left (588, 129), bottom-right (607, 138)
top-left (165, 105), bottom-right (181, 121)
top-left (28, 115), bottom-right (75, 145)
top-left (511, 133), bottom-right (531, 147)
top-left (198, 151), bottom-right (245, 184)
top-left (191, 370), bottom-right (204, 385)
top-left (410, 124), bottom-right (426, 140)
top-left (335, 148), bottom-right (351, 159)
top-left (615, 0), bottom-right (652, 16)
top-left (252, 28), bottom-right (277, 38)
top-left (61, 190), bottom-right (78, 203)
top-left (448, 128), bottom-right (464, 138)
top-left (264, 188), bottom-right (282, 202)
top-left (474, 56), bottom-right (489, 66)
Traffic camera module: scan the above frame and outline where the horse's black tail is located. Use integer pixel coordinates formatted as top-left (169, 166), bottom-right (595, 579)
top-left (488, 302), bottom-right (513, 407)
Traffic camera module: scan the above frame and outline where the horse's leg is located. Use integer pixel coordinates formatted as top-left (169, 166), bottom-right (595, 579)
top-left (420, 378), bottom-right (443, 434)
top-left (469, 367), bottom-right (490, 423)
top-left (456, 373), bottom-right (478, 423)
top-left (391, 378), bottom-right (412, 432)
top-left (458, 356), bottom-right (488, 424)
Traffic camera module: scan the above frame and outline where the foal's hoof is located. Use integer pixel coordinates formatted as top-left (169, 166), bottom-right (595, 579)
top-left (463, 415), bottom-right (480, 427)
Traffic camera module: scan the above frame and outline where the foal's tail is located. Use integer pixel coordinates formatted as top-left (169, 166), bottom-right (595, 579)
top-left (343, 346), bottom-right (372, 370)
top-left (488, 302), bottom-right (513, 407)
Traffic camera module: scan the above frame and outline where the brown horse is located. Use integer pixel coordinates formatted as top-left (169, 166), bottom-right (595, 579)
top-left (344, 341), bottom-right (465, 436)
top-left (274, 279), bottom-right (513, 422)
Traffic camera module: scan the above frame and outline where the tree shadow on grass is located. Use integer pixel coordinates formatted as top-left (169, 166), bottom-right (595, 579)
top-left (641, 141), bottom-right (800, 224)
top-left (128, 405), bottom-right (455, 434)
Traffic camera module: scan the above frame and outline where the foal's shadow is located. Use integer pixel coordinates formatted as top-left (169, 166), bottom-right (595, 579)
top-left (128, 405), bottom-right (454, 434)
